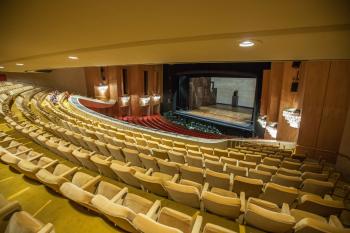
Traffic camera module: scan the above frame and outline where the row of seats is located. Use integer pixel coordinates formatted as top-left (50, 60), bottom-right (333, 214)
top-left (0, 133), bottom-right (238, 233)
top-left (2, 132), bottom-right (349, 233)
top-left (1, 84), bottom-right (348, 233)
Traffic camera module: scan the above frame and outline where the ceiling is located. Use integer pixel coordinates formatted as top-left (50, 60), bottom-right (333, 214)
top-left (0, 0), bottom-right (349, 72)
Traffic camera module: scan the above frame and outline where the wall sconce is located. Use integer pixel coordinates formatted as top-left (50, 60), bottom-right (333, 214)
top-left (258, 115), bottom-right (267, 128)
top-left (139, 96), bottom-right (151, 106)
top-left (152, 94), bottom-right (161, 103)
top-left (266, 122), bottom-right (278, 138)
top-left (282, 108), bottom-right (301, 128)
top-left (120, 95), bottom-right (130, 106)
top-left (97, 83), bottom-right (108, 93)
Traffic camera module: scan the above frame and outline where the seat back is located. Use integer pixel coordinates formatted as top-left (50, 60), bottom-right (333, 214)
top-left (214, 148), bottom-right (228, 157)
top-left (232, 176), bottom-right (263, 198)
top-left (164, 181), bottom-right (201, 208)
top-left (168, 151), bottom-right (186, 164)
top-left (158, 160), bottom-right (180, 176)
top-left (200, 147), bottom-right (213, 155)
top-left (134, 173), bottom-right (168, 197)
top-left (205, 160), bottom-right (224, 172)
top-left (133, 213), bottom-right (182, 233)
top-left (180, 165), bottom-right (204, 184)
top-left (110, 163), bottom-right (141, 188)
top-left (262, 157), bottom-right (281, 167)
top-left (202, 191), bottom-right (241, 219)
top-left (225, 164), bottom-right (248, 177)
top-left (248, 169), bottom-right (272, 183)
top-left (257, 164), bottom-right (278, 174)
top-left (205, 169), bottom-right (230, 190)
top-left (187, 150), bottom-right (202, 157)
top-left (138, 153), bottom-right (159, 171)
top-left (158, 207), bottom-right (194, 233)
top-left (95, 141), bottom-right (111, 156)
top-left (277, 167), bottom-right (302, 177)
top-left (71, 172), bottom-right (94, 187)
top-left (280, 160), bottom-right (301, 170)
top-left (152, 148), bottom-right (169, 160)
top-left (106, 144), bottom-right (125, 162)
top-left (244, 202), bottom-right (295, 233)
top-left (301, 179), bottom-right (334, 197)
top-left (228, 152), bottom-right (245, 161)
top-left (72, 150), bottom-right (98, 172)
top-left (260, 182), bottom-right (298, 207)
top-left (122, 148), bottom-right (143, 167)
top-left (297, 194), bottom-right (344, 216)
top-left (91, 155), bottom-right (118, 179)
top-left (271, 173), bottom-right (303, 189)
top-left (186, 155), bottom-right (203, 168)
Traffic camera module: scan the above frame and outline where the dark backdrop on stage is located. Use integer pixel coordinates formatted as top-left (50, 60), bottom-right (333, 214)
top-left (161, 63), bottom-right (270, 137)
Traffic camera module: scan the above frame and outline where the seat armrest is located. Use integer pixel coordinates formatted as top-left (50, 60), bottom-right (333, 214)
top-left (111, 187), bottom-right (128, 202)
top-left (240, 192), bottom-right (246, 212)
top-left (6, 143), bottom-right (23, 150)
top-left (81, 175), bottom-right (102, 191)
top-left (27, 153), bottom-right (43, 162)
top-left (171, 174), bottom-right (179, 183)
top-left (324, 194), bottom-right (333, 200)
top-left (329, 215), bottom-right (344, 228)
top-left (146, 200), bottom-right (161, 220)
top-left (201, 182), bottom-right (210, 198)
top-left (63, 141), bottom-right (70, 146)
top-left (281, 203), bottom-right (291, 215)
top-left (14, 148), bottom-right (33, 156)
top-left (105, 156), bottom-right (112, 161)
top-left (125, 162), bottom-right (132, 167)
top-left (37, 223), bottom-right (54, 233)
top-left (229, 173), bottom-right (234, 190)
top-left (60, 167), bottom-right (79, 178)
top-left (89, 151), bottom-right (96, 156)
top-left (42, 160), bottom-right (59, 169)
top-left (191, 215), bottom-right (203, 233)
top-left (145, 168), bottom-right (153, 175)
top-left (0, 201), bottom-right (21, 219)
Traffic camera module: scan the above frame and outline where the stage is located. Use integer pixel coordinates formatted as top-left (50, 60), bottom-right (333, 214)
top-left (175, 104), bottom-right (254, 132)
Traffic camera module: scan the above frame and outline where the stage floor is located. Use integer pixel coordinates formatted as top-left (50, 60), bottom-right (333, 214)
top-left (179, 104), bottom-right (253, 127)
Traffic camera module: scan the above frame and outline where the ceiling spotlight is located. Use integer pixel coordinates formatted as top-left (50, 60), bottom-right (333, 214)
top-left (68, 56), bottom-right (79, 60)
top-left (0, 66), bottom-right (4, 69)
top-left (16, 63), bottom-right (24, 66)
top-left (239, 40), bottom-right (255, 47)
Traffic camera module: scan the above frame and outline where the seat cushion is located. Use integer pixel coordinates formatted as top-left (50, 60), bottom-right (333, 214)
top-left (133, 213), bottom-right (182, 233)
top-left (290, 209), bottom-right (327, 223)
top-left (91, 194), bottom-right (136, 220)
top-left (179, 179), bottom-right (202, 193)
top-left (158, 207), bottom-right (194, 233)
top-left (36, 168), bottom-right (67, 186)
top-left (59, 182), bottom-right (94, 204)
top-left (123, 193), bottom-right (153, 214)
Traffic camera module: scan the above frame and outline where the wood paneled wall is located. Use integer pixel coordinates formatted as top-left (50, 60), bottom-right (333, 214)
top-left (297, 61), bottom-right (350, 162)
top-left (84, 64), bottom-right (163, 117)
top-left (259, 70), bottom-right (270, 116)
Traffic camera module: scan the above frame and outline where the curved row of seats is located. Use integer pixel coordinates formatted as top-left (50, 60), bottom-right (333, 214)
top-left (1, 83), bottom-right (348, 232)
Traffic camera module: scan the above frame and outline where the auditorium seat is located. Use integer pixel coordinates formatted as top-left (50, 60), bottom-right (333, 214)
top-left (271, 173), bottom-right (303, 189)
top-left (202, 223), bottom-right (237, 233)
top-left (4, 211), bottom-right (55, 233)
top-left (138, 153), bottom-right (160, 171)
top-left (110, 163), bottom-right (144, 188)
top-left (233, 176), bottom-right (263, 198)
top-left (300, 179), bottom-right (334, 197)
top-left (132, 207), bottom-right (203, 233)
top-left (106, 144), bottom-right (125, 162)
top-left (134, 170), bottom-right (176, 197)
top-left (262, 157), bottom-right (281, 167)
top-left (260, 182), bottom-right (298, 207)
top-left (248, 169), bottom-right (272, 183)
top-left (294, 216), bottom-right (350, 233)
top-left (180, 165), bottom-right (205, 184)
top-left (152, 148), bottom-right (169, 160)
top-left (90, 154), bottom-right (119, 179)
top-left (257, 164), bottom-right (278, 174)
top-left (17, 156), bottom-right (58, 180)
top-left (157, 159), bottom-right (181, 176)
top-left (244, 198), bottom-right (296, 233)
top-left (225, 164), bottom-right (248, 177)
top-left (35, 162), bottom-right (78, 192)
top-left (122, 148), bottom-right (143, 167)
top-left (92, 190), bottom-right (160, 233)
top-left (205, 159), bottom-right (224, 172)
top-left (168, 151), bottom-right (186, 164)
top-left (296, 194), bottom-right (344, 217)
top-left (201, 190), bottom-right (243, 220)
top-left (0, 194), bottom-right (21, 221)
top-left (205, 169), bottom-right (232, 190)
top-left (95, 140), bottom-right (111, 156)
top-left (57, 144), bottom-right (81, 165)
top-left (200, 147), bottom-right (213, 155)
top-left (277, 167), bottom-right (302, 177)
top-left (72, 149), bottom-right (99, 172)
top-left (187, 155), bottom-right (204, 168)
top-left (164, 181), bottom-right (202, 209)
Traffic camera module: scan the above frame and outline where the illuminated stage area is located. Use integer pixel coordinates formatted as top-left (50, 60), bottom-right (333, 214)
top-left (178, 104), bottom-right (253, 127)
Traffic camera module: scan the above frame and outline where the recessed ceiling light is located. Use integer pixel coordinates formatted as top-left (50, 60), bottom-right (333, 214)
top-left (0, 66), bottom-right (4, 69)
top-left (16, 63), bottom-right (24, 66)
top-left (239, 40), bottom-right (255, 47)
top-left (68, 56), bottom-right (79, 60)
